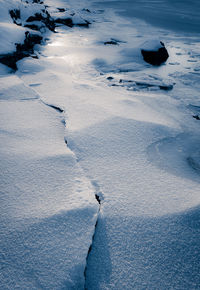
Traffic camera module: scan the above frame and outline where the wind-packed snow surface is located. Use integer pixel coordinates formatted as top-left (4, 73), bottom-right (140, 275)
top-left (0, 74), bottom-right (99, 288)
top-left (1, 0), bottom-right (200, 289)
top-left (0, 1), bottom-right (99, 289)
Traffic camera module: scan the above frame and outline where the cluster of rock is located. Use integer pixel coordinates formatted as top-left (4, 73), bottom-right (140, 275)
top-left (0, 0), bottom-right (170, 71)
top-left (0, 0), bottom-right (92, 70)
top-left (0, 31), bottom-right (42, 70)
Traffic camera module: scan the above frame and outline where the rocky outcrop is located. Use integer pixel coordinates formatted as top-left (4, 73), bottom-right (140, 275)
top-left (1, 1), bottom-right (92, 70)
top-left (0, 31), bottom-right (42, 70)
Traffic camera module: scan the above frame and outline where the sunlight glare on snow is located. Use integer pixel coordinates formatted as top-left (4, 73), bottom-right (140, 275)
top-left (62, 54), bottom-right (83, 66)
top-left (48, 40), bottom-right (64, 47)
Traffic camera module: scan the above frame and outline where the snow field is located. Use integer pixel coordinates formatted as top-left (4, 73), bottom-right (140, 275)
top-left (0, 73), bottom-right (99, 289)
top-left (0, 0), bottom-right (200, 288)
top-left (17, 7), bottom-right (200, 287)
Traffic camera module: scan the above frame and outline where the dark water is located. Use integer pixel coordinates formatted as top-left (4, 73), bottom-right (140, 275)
top-left (94, 0), bottom-right (200, 33)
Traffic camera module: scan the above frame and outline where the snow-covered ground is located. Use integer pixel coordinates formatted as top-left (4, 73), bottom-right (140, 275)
top-left (0, 0), bottom-right (200, 289)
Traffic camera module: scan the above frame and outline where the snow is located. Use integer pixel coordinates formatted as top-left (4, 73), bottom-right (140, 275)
top-left (20, 3), bottom-right (47, 23)
top-left (0, 0), bottom-right (18, 23)
top-left (0, 72), bottom-right (98, 289)
top-left (0, 23), bottom-right (26, 54)
top-left (0, 0), bottom-right (24, 54)
top-left (1, 0), bottom-right (200, 289)
top-left (0, 0), bottom-right (45, 55)
top-left (141, 39), bottom-right (164, 51)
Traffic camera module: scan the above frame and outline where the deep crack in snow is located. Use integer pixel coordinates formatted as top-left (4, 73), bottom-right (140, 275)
top-left (46, 103), bottom-right (64, 113)
top-left (84, 193), bottom-right (102, 290)
top-left (65, 138), bottom-right (103, 289)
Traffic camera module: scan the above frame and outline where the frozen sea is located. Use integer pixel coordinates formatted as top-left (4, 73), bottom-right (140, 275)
top-left (94, 0), bottom-right (200, 33)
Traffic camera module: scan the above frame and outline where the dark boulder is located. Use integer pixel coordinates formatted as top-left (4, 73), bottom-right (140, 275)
top-left (26, 13), bottom-right (44, 22)
top-left (55, 17), bottom-right (73, 27)
top-left (23, 31), bottom-right (43, 51)
top-left (141, 40), bottom-right (169, 66)
top-left (24, 24), bottom-right (41, 31)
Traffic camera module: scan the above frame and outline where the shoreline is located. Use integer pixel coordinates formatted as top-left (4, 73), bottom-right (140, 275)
top-left (92, 0), bottom-right (200, 35)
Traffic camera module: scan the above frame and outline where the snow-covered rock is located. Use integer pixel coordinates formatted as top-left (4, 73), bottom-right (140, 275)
top-left (0, 0), bottom-right (54, 69)
top-left (0, 23), bottom-right (26, 55)
top-left (141, 39), bottom-right (169, 65)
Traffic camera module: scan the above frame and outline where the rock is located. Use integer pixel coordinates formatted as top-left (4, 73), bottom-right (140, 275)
top-left (141, 40), bottom-right (169, 65)
top-left (55, 16), bottom-right (90, 28)
top-left (9, 9), bottom-right (21, 25)
top-left (32, 0), bottom-right (44, 3)
top-left (23, 31), bottom-right (43, 51)
top-left (26, 13), bottom-right (44, 22)
top-left (25, 0), bottom-right (44, 4)
top-left (55, 17), bottom-right (73, 27)
top-left (26, 12), bottom-right (55, 32)
top-left (82, 8), bottom-right (91, 13)
top-left (57, 8), bottom-right (66, 12)
top-left (104, 40), bottom-right (119, 45)
top-left (159, 84), bottom-right (173, 91)
top-left (193, 115), bottom-right (200, 120)
top-left (24, 24), bottom-right (41, 31)
top-left (0, 31), bottom-right (42, 70)
top-left (0, 53), bottom-right (18, 70)
top-left (107, 76), bottom-right (114, 81)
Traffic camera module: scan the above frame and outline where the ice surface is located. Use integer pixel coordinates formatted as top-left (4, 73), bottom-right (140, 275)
top-left (94, 0), bottom-right (200, 34)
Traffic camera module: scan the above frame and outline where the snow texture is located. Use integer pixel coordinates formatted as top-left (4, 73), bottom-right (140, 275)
top-left (0, 73), bottom-right (99, 289)
top-left (1, 0), bottom-right (200, 289)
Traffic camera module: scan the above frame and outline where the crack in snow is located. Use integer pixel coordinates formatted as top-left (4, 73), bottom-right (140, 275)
top-left (84, 194), bottom-right (102, 290)
top-left (65, 142), bottom-right (104, 289)
top-left (19, 79), bottom-right (103, 288)
top-left (45, 103), bottom-right (64, 113)
top-left (64, 140), bottom-right (104, 289)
